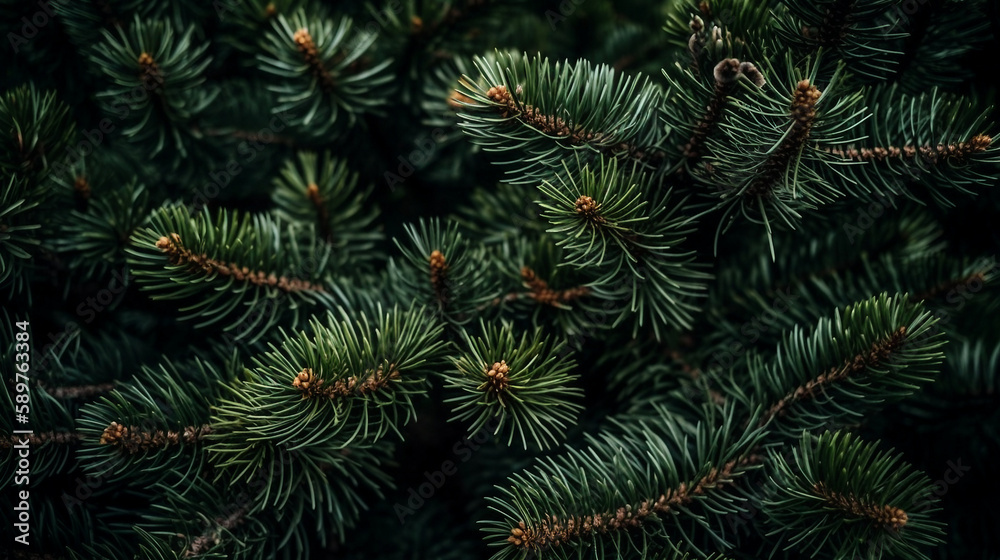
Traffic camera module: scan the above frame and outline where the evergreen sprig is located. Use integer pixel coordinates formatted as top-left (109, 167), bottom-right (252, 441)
top-left (75, 355), bottom-right (221, 488)
top-left (388, 218), bottom-right (503, 325)
top-left (826, 84), bottom-right (999, 208)
top-left (538, 158), bottom-right (652, 270)
top-left (723, 292), bottom-right (946, 440)
top-left (662, 0), bottom-right (774, 58)
top-left (700, 54), bottom-right (867, 257)
top-left (257, 9), bottom-right (393, 137)
top-left (482, 405), bottom-right (766, 559)
top-left (456, 50), bottom-right (668, 185)
top-left (208, 304), bottom-right (446, 502)
top-left (444, 320), bottom-right (583, 450)
top-left (270, 150), bottom-right (382, 269)
top-left (0, 83), bottom-right (76, 182)
top-left (489, 235), bottom-right (599, 338)
top-left (126, 204), bottom-right (340, 342)
top-left (90, 15), bottom-right (216, 156)
top-left (539, 157), bottom-right (710, 335)
top-left (762, 430), bottom-right (944, 560)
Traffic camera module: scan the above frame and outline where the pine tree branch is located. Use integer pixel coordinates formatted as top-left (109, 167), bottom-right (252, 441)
top-left (444, 321), bottom-right (582, 450)
top-left (505, 454), bottom-right (763, 552)
top-left (457, 51), bottom-right (669, 184)
top-left (722, 293), bottom-right (946, 440)
top-left (291, 364), bottom-right (399, 399)
top-left (763, 430), bottom-right (944, 560)
top-left (745, 79), bottom-right (821, 197)
top-left (43, 382), bottom-right (116, 399)
top-left (760, 325), bottom-right (908, 425)
top-left (821, 134), bottom-right (992, 164)
top-left (390, 219), bottom-right (502, 324)
top-left (99, 422), bottom-right (213, 453)
top-left (156, 233), bottom-right (326, 294)
top-left (812, 482), bottom-right (909, 532)
top-left (484, 407), bottom-right (767, 559)
top-left (2, 432), bottom-right (85, 448)
top-left (519, 266), bottom-right (590, 306)
top-left (483, 84), bottom-right (666, 165)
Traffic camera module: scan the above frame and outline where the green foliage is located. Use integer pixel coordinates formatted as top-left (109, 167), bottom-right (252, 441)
top-left (456, 50), bottom-right (667, 185)
top-left (483, 404), bottom-right (766, 559)
top-left (270, 150), bottom-right (382, 269)
top-left (773, 0), bottom-right (905, 80)
top-left (2, 0), bottom-right (999, 558)
top-left (721, 293), bottom-right (946, 441)
top-left (257, 9), bottom-right (393, 137)
top-left (0, 83), bottom-right (76, 181)
top-left (0, 84), bottom-right (75, 294)
top-left (214, 0), bottom-right (314, 55)
top-left (538, 157), bottom-right (709, 334)
top-left (444, 320), bottom-right (582, 450)
top-left (888, 0), bottom-right (994, 92)
top-left (0, 176), bottom-right (40, 292)
top-left (763, 430), bottom-right (944, 560)
top-left (388, 218), bottom-right (503, 324)
top-left (831, 85), bottom-right (1000, 207)
top-left (55, 179), bottom-right (152, 280)
top-left (76, 355), bottom-right (222, 487)
top-left (697, 55), bottom-right (866, 256)
top-left (208, 305), bottom-right (446, 508)
top-left (90, 15), bottom-right (215, 156)
top-left (126, 205), bottom-right (341, 341)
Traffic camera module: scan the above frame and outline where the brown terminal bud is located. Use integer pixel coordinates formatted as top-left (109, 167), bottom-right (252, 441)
top-left (690, 15), bottom-right (704, 33)
top-left (688, 33), bottom-right (701, 54)
top-left (485, 360), bottom-right (511, 393)
top-left (714, 58), bottom-right (742, 83)
top-left (739, 61), bottom-right (766, 87)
